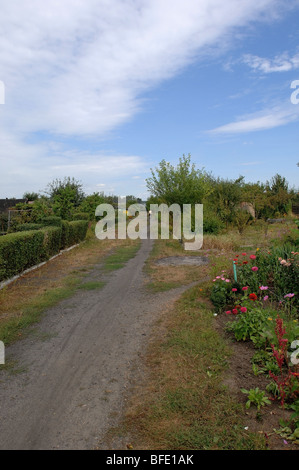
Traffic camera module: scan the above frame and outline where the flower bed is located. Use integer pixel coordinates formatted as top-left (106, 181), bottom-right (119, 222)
top-left (210, 243), bottom-right (299, 444)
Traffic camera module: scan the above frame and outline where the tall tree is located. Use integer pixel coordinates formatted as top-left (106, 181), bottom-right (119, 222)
top-left (146, 154), bottom-right (211, 207)
top-left (45, 177), bottom-right (85, 220)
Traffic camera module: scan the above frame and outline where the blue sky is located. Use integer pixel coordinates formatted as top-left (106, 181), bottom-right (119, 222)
top-left (0, 0), bottom-right (299, 199)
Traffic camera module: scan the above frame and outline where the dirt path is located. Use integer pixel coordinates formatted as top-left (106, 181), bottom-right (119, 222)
top-left (0, 238), bottom-right (195, 450)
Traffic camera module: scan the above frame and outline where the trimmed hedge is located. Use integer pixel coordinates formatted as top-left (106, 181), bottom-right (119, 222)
top-left (0, 230), bottom-right (45, 281)
top-left (60, 220), bottom-right (70, 250)
top-left (15, 223), bottom-right (43, 232)
top-left (41, 226), bottom-right (62, 258)
top-left (73, 212), bottom-right (89, 221)
top-left (68, 220), bottom-right (89, 246)
top-left (0, 219), bottom-right (88, 282)
top-left (40, 216), bottom-right (62, 227)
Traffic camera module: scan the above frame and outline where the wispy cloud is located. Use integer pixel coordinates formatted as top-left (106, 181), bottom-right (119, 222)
top-left (243, 51), bottom-right (299, 73)
top-left (0, 0), bottom-right (285, 138)
top-left (208, 105), bottom-right (299, 134)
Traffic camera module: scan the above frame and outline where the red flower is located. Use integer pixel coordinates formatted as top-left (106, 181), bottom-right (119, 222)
top-left (250, 255), bottom-right (256, 260)
top-left (249, 293), bottom-right (258, 301)
top-left (232, 309), bottom-right (238, 315)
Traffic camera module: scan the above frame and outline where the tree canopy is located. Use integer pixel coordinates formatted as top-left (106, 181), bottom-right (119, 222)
top-left (146, 154), bottom-right (211, 207)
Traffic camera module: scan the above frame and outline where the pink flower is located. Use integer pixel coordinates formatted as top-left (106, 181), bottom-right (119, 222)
top-left (242, 286), bottom-right (249, 291)
top-left (232, 288), bottom-right (238, 292)
top-left (263, 295), bottom-right (269, 301)
top-left (225, 279), bottom-right (231, 283)
top-left (240, 307), bottom-right (247, 313)
top-left (216, 276), bottom-right (221, 279)
top-left (284, 293), bottom-right (295, 298)
top-left (225, 311), bottom-right (232, 315)
top-left (251, 266), bottom-right (258, 272)
top-left (242, 253), bottom-right (247, 256)
top-left (250, 255), bottom-right (256, 260)
top-left (259, 286), bottom-right (268, 291)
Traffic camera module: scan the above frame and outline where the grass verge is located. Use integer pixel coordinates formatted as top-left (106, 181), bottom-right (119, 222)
top-left (104, 240), bottom-right (141, 271)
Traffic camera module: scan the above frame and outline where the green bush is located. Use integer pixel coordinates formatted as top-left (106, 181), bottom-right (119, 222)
top-left (0, 230), bottom-right (45, 281)
top-left (41, 226), bottom-right (62, 258)
top-left (41, 216), bottom-right (62, 227)
top-left (15, 223), bottom-right (43, 232)
top-left (73, 212), bottom-right (89, 221)
top-left (67, 220), bottom-right (88, 246)
top-left (60, 220), bottom-right (70, 250)
top-left (203, 213), bottom-right (224, 234)
top-left (210, 278), bottom-right (233, 312)
top-left (0, 219), bottom-right (88, 282)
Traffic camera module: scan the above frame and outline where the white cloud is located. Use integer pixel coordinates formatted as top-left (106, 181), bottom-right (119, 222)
top-left (208, 105), bottom-right (299, 134)
top-left (243, 51), bottom-right (299, 73)
top-left (0, 0), bottom-right (284, 137)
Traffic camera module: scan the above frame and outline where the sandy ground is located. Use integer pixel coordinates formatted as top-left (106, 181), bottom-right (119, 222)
top-left (0, 238), bottom-right (194, 450)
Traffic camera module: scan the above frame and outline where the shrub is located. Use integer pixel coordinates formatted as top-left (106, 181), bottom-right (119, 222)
top-left (15, 223), bottom-right (43, 232)
top-left (72, 212), bottom-right (89, 221)
top-left (67, 220), bottom-right (88, 246)
top-left (0, 230), bottom-right (45, 281)
top-left (41, 226), bottom-right (62, 258)
top-left (60, 220), bottom-right (70, 250)
top-left (41, 216), bottom-right (62, 227)
top-left (203, 213), bottom-right (224, 234)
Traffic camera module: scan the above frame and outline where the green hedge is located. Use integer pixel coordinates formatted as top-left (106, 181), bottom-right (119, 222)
top-left (41, 216), bottom-right (62, 227)
top-left (68, 220), bottom-right (89, 246)
top-left (15, 223), bottom-right (43, 232)
top-left (41, 226), bottom-right (62, 258)
top-left (73, 212), bottom-right (89, 221)
top-left (0, 230), bottom-right (45, 281)
top-left (60, 220), bottom-right (70, 250)
top-left (0, 220), bottom-right (88, 282)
